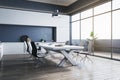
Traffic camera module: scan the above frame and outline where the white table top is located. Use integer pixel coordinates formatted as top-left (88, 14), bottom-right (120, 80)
top-left (40, 44), bottom-right (84, 51)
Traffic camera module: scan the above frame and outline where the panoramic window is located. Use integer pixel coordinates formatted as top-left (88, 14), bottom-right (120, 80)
top-left (71, 0), bottom-right (120, 59)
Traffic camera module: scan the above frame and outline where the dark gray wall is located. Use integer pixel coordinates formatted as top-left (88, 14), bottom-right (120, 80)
top-left (0, 24), bottom-right (56, 42)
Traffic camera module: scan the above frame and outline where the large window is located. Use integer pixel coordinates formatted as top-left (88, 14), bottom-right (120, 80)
top-left (71, 0), bottom-right (120, 60)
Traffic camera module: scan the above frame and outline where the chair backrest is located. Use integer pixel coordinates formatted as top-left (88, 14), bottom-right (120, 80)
top-left (30, 41), bottom-right (38, 57)
top-left (65, 41), bottom-right (70, 45)
top-left (24, 40), bottom-right (38, 57)
top-left (79, 40), bottom-right (89, 51)
top-left (24, 41), bottom-right (32, 54)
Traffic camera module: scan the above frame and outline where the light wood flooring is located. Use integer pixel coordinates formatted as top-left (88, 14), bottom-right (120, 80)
top-left (1, 53), bottom-right (120, 80)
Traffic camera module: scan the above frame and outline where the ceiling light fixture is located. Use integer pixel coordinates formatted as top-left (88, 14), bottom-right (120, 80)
top-left (52, 9), bottom-right (59, 17)
top-left (52, 0), bottom-right (59, 17)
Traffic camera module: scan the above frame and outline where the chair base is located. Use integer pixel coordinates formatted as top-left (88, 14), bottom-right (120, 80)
top-left (79, 54), bottom-right (93, 63)
top-left (75, 51), bottom-right (93, 63)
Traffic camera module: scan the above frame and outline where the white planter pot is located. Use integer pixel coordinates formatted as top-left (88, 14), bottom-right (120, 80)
top-left (88, 40), bottom-right (94, 54)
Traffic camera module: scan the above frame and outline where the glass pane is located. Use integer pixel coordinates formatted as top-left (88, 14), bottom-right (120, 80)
top-left (72, 13), bottom-right (80, 21)
top-left (81, 18), bottom-right (92, 40)
top-left (94, 13), bottom-right (111, 39)
top-left (71, 21), bottom-right (80, 45)
top-left (72, 21), bottom-right (80, 39)
top-left (112, 0), bottom-right (120, 10)
top-left (81, 9), bottom-right (92, 19)
top-left (112, 10), bottom-right (120, 60)
top-left (112, 10), bottom-right (120, 39)
top-left (94, 13), bottom-right (111, 58)
top-left (94, 2), bottom-right (111, 15)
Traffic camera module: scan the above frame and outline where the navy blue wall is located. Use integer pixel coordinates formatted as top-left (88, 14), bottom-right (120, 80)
top-left (0, 24), bottom-right (56, 42)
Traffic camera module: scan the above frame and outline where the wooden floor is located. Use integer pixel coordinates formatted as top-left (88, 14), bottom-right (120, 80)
top-left (1, 53), bottom-right (120, 80)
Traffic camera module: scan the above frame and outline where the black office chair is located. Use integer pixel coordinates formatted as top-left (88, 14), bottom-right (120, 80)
top-left (24, 39), bottom-right (47, 65)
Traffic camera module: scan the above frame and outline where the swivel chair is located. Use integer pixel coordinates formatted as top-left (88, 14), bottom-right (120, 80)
top-left (24, 38), bottom-right (47, 65)
top-left (74, 40), bottom-right (93, 63)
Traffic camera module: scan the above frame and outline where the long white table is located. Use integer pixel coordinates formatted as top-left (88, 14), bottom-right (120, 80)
top-left (39, 44), bottom-right (84, 66)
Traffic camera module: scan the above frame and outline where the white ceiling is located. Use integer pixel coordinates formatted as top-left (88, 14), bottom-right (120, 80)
top-left (28, 0), bottom-right (78, 6)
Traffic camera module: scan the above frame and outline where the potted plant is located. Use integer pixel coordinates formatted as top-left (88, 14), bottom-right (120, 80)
top-left (88, 31), bottom-right (97, 53)
top-left (90, 31), bottom-right (97, 40)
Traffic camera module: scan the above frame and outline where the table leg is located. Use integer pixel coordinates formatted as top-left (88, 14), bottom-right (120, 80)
top-left (58, 50), bottom-right (76, 66)
top-left (58, 57), bottom-right (67, 66)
